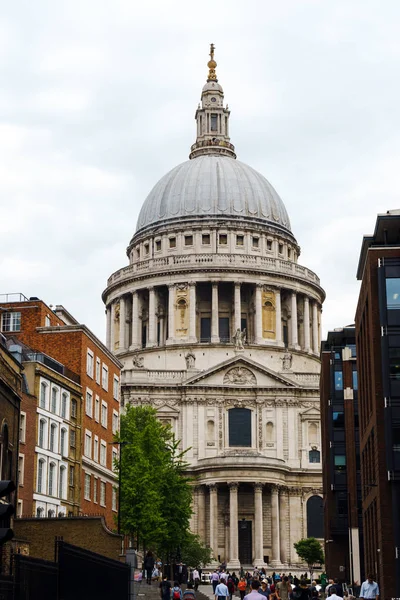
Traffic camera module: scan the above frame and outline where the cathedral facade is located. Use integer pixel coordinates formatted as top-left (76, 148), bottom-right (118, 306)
top-left (103, 47), bottom-right (325, 569)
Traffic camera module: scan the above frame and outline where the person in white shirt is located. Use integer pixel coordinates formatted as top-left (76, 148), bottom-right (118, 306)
top-left (328, 593), bottom-right (341, 600)
top-left (360, 574), bottom-right (380, 600)
top-left (215, 579), bottom-right (230, 600)
top-left (192, 569), bottom-right (200, 591)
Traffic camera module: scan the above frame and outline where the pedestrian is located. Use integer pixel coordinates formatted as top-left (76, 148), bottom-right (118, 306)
top-left (325, 579), bottom-right (335, 597)
top-left (309, 580), bottom-right (319, 598)
top-left (159, 575), bottom-right (172, 600)
top-left (276, 575), bottom-right (292, 600)
top-left (259, 579), bottom-right (270, 599)
top-left (212, 571), bottom-right (220, 594)
top-left (172, 581), bottom-right (183, 600)
top-left (327, 591), bottom-right (341, 600)
top-left (192, 568), bottom-right (200, 591)
top-left (343, 592), bottom-right (356, 600)
top-left (359, 574), bottom-right (379, 600)
top-left (144, 551), bottom-right (155, 585)
top-left (227, 577), bottom-right (235, 600)
top-left (238, 577), bottom-right (247, 600)
top-left (291, 578), bottom-right (311, 600)
top-left (215, 577), bottom-right (230, 600)
top-left (183, 582), bottom-right (196, 600)
top-left (244, 580), bottom-right (267, 600)
top-left (333, 578), bottom-right (343, 597)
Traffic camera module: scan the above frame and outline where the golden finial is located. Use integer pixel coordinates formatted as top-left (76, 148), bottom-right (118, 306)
top-left (207, 42), bottom-right (217, 81)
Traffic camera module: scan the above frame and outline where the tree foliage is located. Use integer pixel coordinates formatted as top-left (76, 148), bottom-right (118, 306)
top-left (180, 532), bottom-right (212, 568)
top-left (294, 537), bottom-right (324, 577)
top-left (117, 405), bottom-right (193, 554)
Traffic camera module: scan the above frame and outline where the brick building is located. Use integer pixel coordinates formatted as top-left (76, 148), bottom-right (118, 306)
top-left (355, 210), bottom-right (400, 599)
top-left (0, 294), bottom-right (122, 529)
top-left (320, 327), bottom-right (363, 587)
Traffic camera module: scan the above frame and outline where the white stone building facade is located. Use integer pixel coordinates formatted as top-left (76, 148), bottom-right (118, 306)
top-left (103, 47), bottom-right (325, 569)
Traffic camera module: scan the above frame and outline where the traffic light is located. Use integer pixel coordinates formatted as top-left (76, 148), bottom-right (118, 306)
top-left (0, 480), bottom-right (15, 545)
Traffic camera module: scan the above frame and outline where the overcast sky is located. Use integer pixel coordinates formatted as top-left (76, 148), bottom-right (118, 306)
top-left (1, 0), bottom-right (400, 342)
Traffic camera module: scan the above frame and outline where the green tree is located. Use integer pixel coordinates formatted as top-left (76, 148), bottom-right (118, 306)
top-left (180, 532), bottom-right (212, 568)
top-left (293, 537), bottom-right (324, 580)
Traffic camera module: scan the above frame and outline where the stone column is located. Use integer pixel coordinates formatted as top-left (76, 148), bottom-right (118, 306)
top-left (312, 302), bottom-right (319, 353)
top-left (229, 483), bottom-right (240, 568)
top-left (270, 484), bottom-right (281, 566)
top-left (119, 296), bottom-right (127, 351)
top-left (130, 291), bottom-right (140, 350)
top-left (189, 283), bottom-right (197, 342)
top-left (275, 289), bottom-right (282, 344)
top-left (254, 483), bottom-right (264, 565)
top-left (167, 284), bottom-right (175, 344)
top-left (255, 284), bottom-right (263, 343)
top-left (106, 306), bottom-right (111, 349)
top-left (209, 484), bottom-right (218, 560)
top-left (197, 486), bottom-right (206, 543)
top-left (211, 283), bottom-right (220, 343)
top-left (234, 283), bottom-right (241, 332)
top-left (110, 302), bottom-right (116, 351)
top-left (279, 487), bottom-right (289, 564)
top-left (159, 314), bottom-right (165, 345)
top-left (303, 296), bottom-right (311, 352)
top-left (147, 287), bottom-right (157, 347)
top-left (291, 292), bottom-right (299, 348)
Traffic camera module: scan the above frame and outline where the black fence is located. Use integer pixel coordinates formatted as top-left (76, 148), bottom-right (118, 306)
top-left (0, 540), bottom-right (131, 600)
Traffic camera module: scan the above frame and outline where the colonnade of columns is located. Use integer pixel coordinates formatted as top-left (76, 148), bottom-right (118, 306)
top-left (106, 281), bottom-right (321, 354)
top-left (195, 482), bottom-right (297, 568)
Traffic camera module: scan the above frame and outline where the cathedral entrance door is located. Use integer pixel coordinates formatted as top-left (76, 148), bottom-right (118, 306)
top-left (238, 520), bottom-right (252, 565)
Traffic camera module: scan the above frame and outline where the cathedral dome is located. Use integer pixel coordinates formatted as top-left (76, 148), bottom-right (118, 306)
top-left (135, 155), bottom-right (292, 234)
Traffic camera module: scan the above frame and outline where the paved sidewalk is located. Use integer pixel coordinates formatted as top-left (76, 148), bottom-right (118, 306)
top-left (132, 581), bottom-right (217, 600)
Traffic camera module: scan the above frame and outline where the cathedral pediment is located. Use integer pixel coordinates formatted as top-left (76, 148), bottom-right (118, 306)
top-left (300, 406), bottom-right (320, 419)
top-left (184, 355), bottom-right (297, 388)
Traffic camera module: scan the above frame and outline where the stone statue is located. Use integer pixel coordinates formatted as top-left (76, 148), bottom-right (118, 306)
top-left (282, 351), bottom-right (292, 370)
top-left (132, 354), bottom-right (144, 368)
top-left (233, 328), bottom-right (246, 350)
top-left (185, 351), bottom-right (196, 369)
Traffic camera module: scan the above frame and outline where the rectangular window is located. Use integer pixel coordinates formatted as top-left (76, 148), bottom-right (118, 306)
top-left (71, 399), bottom-right (77, 419)
top-left (1, 311), bottom-right (21, 332)
top-left (86, 350), bottom-right (94, 378)
top-left (38, 419), bottom-right (46, 448)
top-left (95, 396), bottom-right (100, 422)
top-left (102, 365), bottom-right (108, 391)
top-left (84, 473), bottom-right (91, 500)
top-left (18, 455), bottom-right (24, 485)
top-left (334, 371), bottom-right (343, 390)
top-left (200, 317), bottom-right (211, 342)
top-left (69, 465), bottom-right (74, 487)
top-left (219, 234), bottom-right (227, 245)
top-left (100, 442), bottom-right (107, 467)
top-left (100, 481), bottom-right (106, 507)
top-left (84, 432), bottom-right (92, 458)
top-left (236, 235), bottom-right (244, 246)
top-left (112, 487), bottom-right (117, 511)
top-left (252, 237), bottom-right (259, 248)
top-left (94, 436), bottom-right (99, 462)
top-left (267, 240), bottom-right (272, 251)
top-left (61, 392), bottom-right (68, 419)
top-left (136, 246), bottom-right (140, 259)
top-left (113, 376), bottom-right (119, 401)
top-left (229, 408), bottom-right (251, 447)
top-left (184, 235), bottom-right (193, 246)
top-left (386, 278), bottom-right (400, 310)
top-left (94, 477), bottom-right (98, 503)
top-left (51, 387), bottom-right (58, 413)
top-left (96, 358), bottom-right (101, 384)
top-left (40, 382), bottom-right (47, 409)
top-left (334, 455), bottom-right (346, 470)
top-left (112, 411), bottom-right (119, 434)
top-left (144, 243), bottom-right (149, 255)
top-left (288, 248), bottom-right (292, 259)
top-left (155, 239), bottom-right (162, 252)
top-left (20, 412), bottom-right (26, 443)
top-left (210, 113), bottom-right (218, 131)
top-left (17, 500), bottom-right (23, 517)
top-left (389, 348), bottom-right (400, 381)
top-left (352, 370), bottom-right (358, 390)
top-left (70, 430), bottom-right (76, 448)
top-left (278, 243), bottom-right (284, 254)
top-left (333, 412), bottom-right (345, 427)
top-left (169, 237), bottom-right (176, 249)
top-left (86, 389), bottom-right (93, 417)
top-left (202, 234), bottom-right (210, 245)
top-left (101, 402), bottom-right (108, 428)
top-left (45, 315), bottom-right (51, 327)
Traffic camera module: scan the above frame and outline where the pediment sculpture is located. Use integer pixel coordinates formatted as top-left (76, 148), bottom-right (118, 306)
top-left (223, 366), bottom-right (257, 385)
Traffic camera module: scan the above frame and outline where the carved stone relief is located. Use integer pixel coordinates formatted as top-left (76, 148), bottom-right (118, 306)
top-left (223, 367), bottom-right (257, 385)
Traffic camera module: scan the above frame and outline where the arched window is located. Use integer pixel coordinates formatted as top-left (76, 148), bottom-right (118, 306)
top-left (36, 506), bottom-right (44, 518)
top-left (48, 462), bottom-right (55, 496)
top-left (51, 388), bottom-right (58, 413)
top-left (228, 408), bottom-right (251, 447)
top-left (61, 393), bottom-right (68, 418)
top-left (60, 428), bottom-right (67, 457)
top-left (40, 382), bottom-right (47, 408)
top-left (37, 459), bottom-right (45, 493)
top-left (59, 466), bottom-right (66, 499)
top-left (39, 419), bottom-right (46, 448)
top-left (48, 509), bottom-right (55, 518)
top-left (307, 495), bottom-right (324, 538)
top-left (266, 421), bottom-right (274, 443)
top-left (207, 420), bottom-right (215, 440)
top-left (50, 423), bottom-right (57, 453)
top-left (308, 422), bottom-right (318, 444)
top-left (309, 449), bottom-right (320, 463)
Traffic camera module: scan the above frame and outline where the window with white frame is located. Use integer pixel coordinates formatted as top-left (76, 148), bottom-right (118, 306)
top-left (93, 477), bottom-right (98, 503)
top-left (86, 349), bottom-right (94, 378)
top-left (112, 411), bottom-right (119, 435)
top-left (70, 430), bottom-right (76, 448)
top-left (1, 311), bottom-right (21, 332)
top-left (20, 412), bottom-right (26, 443)
top-left (38, 419), bottom-right (46, 448)
top-left (101, 402), bottom-right (108, 428)
top-left (84, 432), bottom-right (92, 458)
top-left (84, 473), bottom-right (91, 500)
top-left (96, 358), bottom-right (101, 384)
top-left (86, 389), bottom-right (93, 417)
top-left (95, 396), bottom-right (100, 422)
top-left (40, 382), bottom-right (47, 409)
top-left (69, 465), bottom-right (74, 487)
top-left (100, 481), bottom-right (106, 506)
top-left (100, 441), bottom-right (106, 467)
top-left (37, 459), bottom-right (45, 493)
top-left (113, 376), bottom-right (119, 401)
top-left (112, 448), bottom-right (118, 472)
top-left (18, 455), bottom-right (24, 485)
top-left (48, 462), bottom-right (56, 496)
top-left (61, 392), bottom-right (68, 419)
top-left (51, 387), bottom-right (58, 414)
top-left (102, 365), bottom-right (108, 391)
top-left (71, 399), bottom-right (77, 419)
top-left (50, 423), bottom-right (57, 453)
top-left (60, 428), bottom-right (67, 457)
top-left (94, 436), bottom-right (99, 462)
top-left (17, 500), bottom-right (23, 517)
top-left (45, 314), bottom-right (51, 327)
top-left (112, 487), bottom-right (117, 511)
top-left (59, 465), bottom-right (66, 498)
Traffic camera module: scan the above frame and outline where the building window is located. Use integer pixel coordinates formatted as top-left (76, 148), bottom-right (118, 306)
top-left (113, 376), bottom-right (119, 401)
top-left (60, 428), bottom-right (67, 457)
top-left (17, 500), bottom-right (23, 517)
top-left (386, 278), bottom-right (400, 309)
top-left (228, 408), bottom-right (251, 447)
top-left (51, 388), bottom-right (58, 414)
top-left (144, 243), bottom-right (149, 255)
top-left (202, 234), bottom-right (210, 245)
top-left (210, 113), bottom-right (218, 131)
top-left (112, 487), bottom-right (117, 512)
top-left (309, 449), bottom-right (320, 463)
top-left (84, 473), bottom-right (91, 500)
top-left (95, 396), bottom-right (100, 422)
top-left (100, 441), bottom-right (106, 467)
top-left (18, 455), bottom-right (24, 485)
top-left (252, 237), bottom-right (259, 248)
top-left (219, 234), bottom-right (227, 245)
top-left (70, 430), bottom-right (76, 448)
top-left (112, 448), bottom-right (118, 472)
top-left (61, 393), bottom-right (68, 419)
top-left (136, 246), bottom-right (140, 259)
top-left (48, 462), bottom-right (55, 496)
top-left (86, 389), bottom-right (93, 417)
top-left (50, 423), bottom-right (57, 453)
top-left (267, 239), bottom-right (272, 251)
top-left (96, 358), bottom-right (101, 384)
top-left (112, 411), bottom-right (119, 434)
top-left (169, 237), bottom-right (176, 249)
top-left (84, 432), bottom-right (92, 458)
top-left (307, 496), bottom-right (324, 538)
top-left (93, 477), bottom-right (98, 503)
top-left (333, 411), bottom-right (344, 427)
top-left (184, 235), bottom-right (193, 246)
top-left (86, 350), bottom-right (94, 378)
top-left (20, 412), bottom-right (26, 443)
top-left (39, 419), bottom-right (46, 448)
top-left (352, 370), bottom-right (358, 390)
top-left (155, 239), bottom-right (162, 252)
top-left (45, 315), bottom-right (51, 327)
top-left (334, 454), bottom-right (346, 470)
top-left (71, 399), bottom-right (77, 419)
top-left (100, 481), bottom-right (106, 506)
top-left (288, 248), bottom-right (292, 259)
top-left (236, 235), bottom-right (244, 246)
top-left (334, 371), bottom-right (343, 390)
top-left (94, 437), bottom-right (99, 462)
top-left (102, 365), bottom-right (108, 391)
top-left (69, 465), bottom-right (74, 487)
top-left (36, 507), bottom-right (44, 518)
top-left (59, 466), bottom-right (66, 499)
top-left (101, 402), bottom-right (108, 428)
top-left (1, 312), bottom-right (21, 332)
top-left (266, 421), bottom-right (274, 443)
top-left (40, 382), bottom-right (47, 409)
top-left (278, 243), bottom-right (284, 254)
top-left (37, 459), bottom-right (45, 493)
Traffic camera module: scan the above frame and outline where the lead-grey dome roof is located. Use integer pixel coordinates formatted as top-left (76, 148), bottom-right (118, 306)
top-left (136, 155), bottom-right (292, 233)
